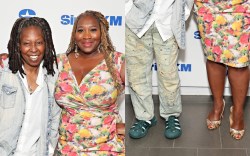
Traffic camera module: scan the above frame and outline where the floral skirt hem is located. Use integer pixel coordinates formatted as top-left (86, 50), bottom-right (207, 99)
top-left (194, 0), bottom-right (250, 68)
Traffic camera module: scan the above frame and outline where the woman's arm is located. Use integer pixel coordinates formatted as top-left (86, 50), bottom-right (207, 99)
top-left (120, 61), bottom-right (125, 84)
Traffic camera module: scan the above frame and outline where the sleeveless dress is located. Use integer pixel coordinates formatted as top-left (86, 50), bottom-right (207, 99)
top-left (194, 0), bottom-right (250, 67)
top-left (54, 52), bottom-right (125, 156)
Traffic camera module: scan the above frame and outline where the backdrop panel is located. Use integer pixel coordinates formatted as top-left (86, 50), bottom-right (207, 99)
top-left (0, 0), bottom-right (126, 120)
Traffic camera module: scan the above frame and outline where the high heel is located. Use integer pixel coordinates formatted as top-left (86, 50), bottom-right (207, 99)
top-left (206, 100), bottom-right (225, 130)
top-left (229, 106), bottom-right (245, 140)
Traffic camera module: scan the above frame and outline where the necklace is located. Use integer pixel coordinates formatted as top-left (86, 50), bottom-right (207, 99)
top-left (28, 85), bottom-right (33, 94)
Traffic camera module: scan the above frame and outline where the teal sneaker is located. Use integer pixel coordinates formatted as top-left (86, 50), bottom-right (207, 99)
top-left (129, 116), bottom-right (157, 139)
top-left (165, 116), bottom-right (182, 139)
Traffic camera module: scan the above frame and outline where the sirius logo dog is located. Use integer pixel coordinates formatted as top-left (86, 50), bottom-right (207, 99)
top-left (19, 9), bottom-right (36, 18)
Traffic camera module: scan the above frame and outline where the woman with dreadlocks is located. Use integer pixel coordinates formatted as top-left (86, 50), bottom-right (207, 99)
top-left (0, 17), bottom-right (61, 155)
top-left (54, 10), bottom-right (125, 155)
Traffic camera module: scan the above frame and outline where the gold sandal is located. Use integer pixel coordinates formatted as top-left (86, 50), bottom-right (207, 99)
top-left (206, 100), bottom-right (225, 130)
top-left (229, 106), bottom-right (245, 140)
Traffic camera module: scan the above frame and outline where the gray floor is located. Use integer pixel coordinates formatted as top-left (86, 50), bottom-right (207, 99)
top-left (125, 95), bottom-right (250, 156)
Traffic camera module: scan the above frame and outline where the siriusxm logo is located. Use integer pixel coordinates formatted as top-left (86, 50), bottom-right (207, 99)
top-left (19, 9), bottom-right (36, 18)
top-left (152, 63), bottom-right (158, 71)
top-left (106, 16), bottom-right (122, 26)
top-left (151, 63), bottom-right (192, 72)
top-left (61, 15), bottom-right (122, 26)
top-left (194, 31), bottom-right (201, 39)
top-left (61, 15), bottom-right (76, 25)
top-left (177, 63), bottom-right (191, 72)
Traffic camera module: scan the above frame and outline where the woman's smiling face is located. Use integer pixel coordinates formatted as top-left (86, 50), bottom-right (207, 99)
top-left (75, 15), bottom-right (101, 55)
top-left (19, 26), bottom-right (45, 69)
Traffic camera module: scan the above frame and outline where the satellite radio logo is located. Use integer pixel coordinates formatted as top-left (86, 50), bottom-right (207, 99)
top-left (19, 9), bottom-right (36, 18)
top-left (61, 15), bottom-right (122, 26)
top-left (194, 31), bottom-right (201, 39)
top-left (151, 63), bottom-right (192, 72)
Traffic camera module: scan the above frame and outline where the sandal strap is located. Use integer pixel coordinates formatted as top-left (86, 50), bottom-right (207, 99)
top-left (131, 120), bottom-right (151, 132)
top-left (166, 116), bottom-right (181, 130)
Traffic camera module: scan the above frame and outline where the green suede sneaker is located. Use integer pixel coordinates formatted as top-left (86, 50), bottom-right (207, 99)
top-left (129, 116), bottom-right (157, 139)
top-left (165, 116), bottom-right (182, 139)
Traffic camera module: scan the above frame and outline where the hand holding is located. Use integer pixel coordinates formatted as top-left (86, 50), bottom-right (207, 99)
top-left (0, 53), bottom-right (8, 68)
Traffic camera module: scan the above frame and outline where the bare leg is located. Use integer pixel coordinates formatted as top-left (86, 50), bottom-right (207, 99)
top-left (206, 60), bottom-right (227, 121)
top-left (228, 66), bottom-right (249, 130)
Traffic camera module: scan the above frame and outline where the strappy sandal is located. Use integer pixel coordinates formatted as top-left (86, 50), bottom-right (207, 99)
top-left (206, 100), bottom-right (225, 130)
top-left (165, 116), bottom-right (182, 139)
top-left (229, 106), bottom-right (245, 140)
top-left (129, 116), bottom-right (157, 139)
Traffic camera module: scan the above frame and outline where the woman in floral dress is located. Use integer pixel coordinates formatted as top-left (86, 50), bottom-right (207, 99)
top-left (54, 10), bottom-right (125, 155)
top-left (194, 0), bottom-right (249, 140)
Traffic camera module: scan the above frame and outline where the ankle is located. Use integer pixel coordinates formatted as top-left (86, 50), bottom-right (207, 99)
top-left (232, 118), bottom-right (244, 130)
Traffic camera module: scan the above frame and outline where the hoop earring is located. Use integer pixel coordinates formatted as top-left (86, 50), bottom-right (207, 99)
top-left (74, 43), bottom-right (79, 58)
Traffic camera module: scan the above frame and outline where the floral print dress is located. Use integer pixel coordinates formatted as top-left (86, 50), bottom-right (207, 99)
top-left (54, 52), bottom-right (125, 156)
top-left (194, 0), bottom-right (250, 67)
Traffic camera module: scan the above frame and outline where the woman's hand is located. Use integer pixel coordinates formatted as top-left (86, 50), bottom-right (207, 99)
top-left (116, 123), bottom-right (125, 135)
top-left (0, 53), bottom-right (9, 68)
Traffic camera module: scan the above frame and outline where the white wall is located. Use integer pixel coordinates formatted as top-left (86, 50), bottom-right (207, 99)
top-left (0, 0), bottom-right (126, 121)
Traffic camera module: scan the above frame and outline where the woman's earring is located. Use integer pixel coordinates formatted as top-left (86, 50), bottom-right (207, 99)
top-left (74, 43), bottom-right (79, 58)
top-left (98, 44), bottom-right (101, 53)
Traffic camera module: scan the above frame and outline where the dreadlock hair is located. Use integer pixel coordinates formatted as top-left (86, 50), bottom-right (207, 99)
top-left (66, 10), bottom-right (123, 94)
top-left (7, 17), bottom-right (58, 77)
